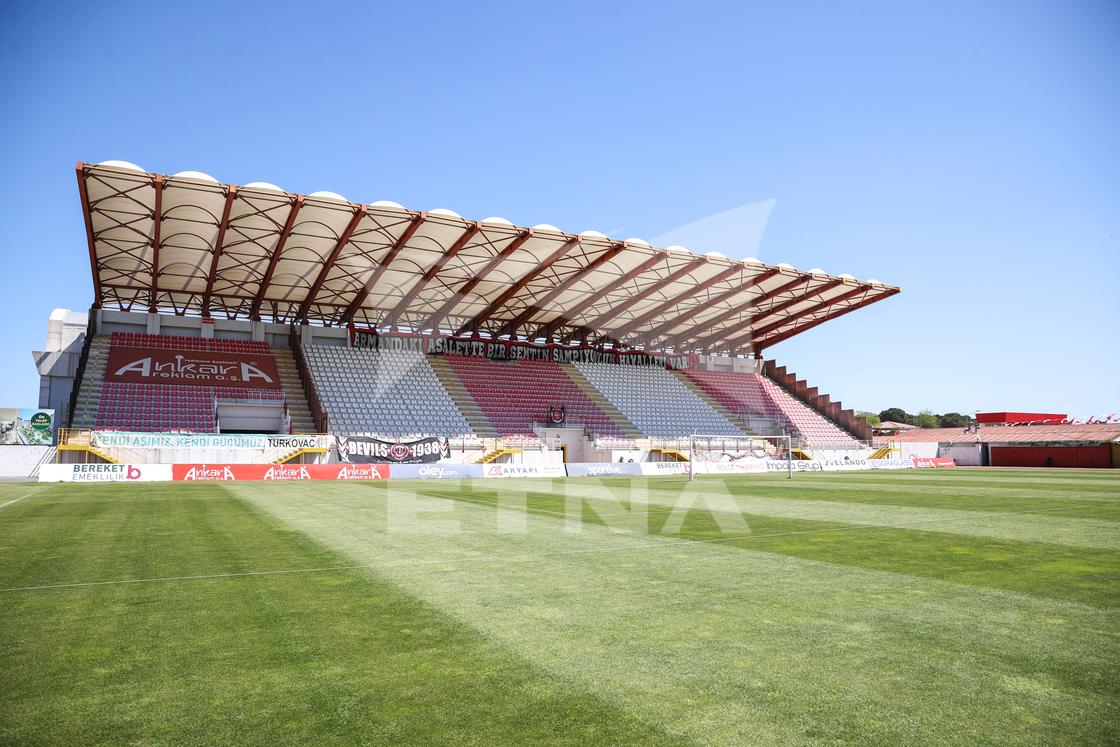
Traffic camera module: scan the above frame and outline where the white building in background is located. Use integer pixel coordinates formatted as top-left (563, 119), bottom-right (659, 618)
top-left (32, 308), bottom-right (88, 426)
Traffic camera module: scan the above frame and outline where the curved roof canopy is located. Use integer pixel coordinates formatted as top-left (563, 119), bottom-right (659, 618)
top-left (77, 161), bottom-right (899, 354)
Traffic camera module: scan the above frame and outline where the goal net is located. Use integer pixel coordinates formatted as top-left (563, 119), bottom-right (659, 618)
top-left (687, 434), bottom-right (793, 480)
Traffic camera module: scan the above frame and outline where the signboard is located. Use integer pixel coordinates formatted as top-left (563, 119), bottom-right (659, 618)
top-left (389, 463), bottom-right (484, 479)
top-left (105, 347), bottom-right (281, 389)
top-left (482, 463), bottom-right (567, 479)
top-left (337, 435), bottom-right (450, 464)
top-left (695, 460), bottom-right (769, 474)
top-left (566, 462), bottom-right (643, 477)
top-left (0, 408), bottom-right (55, 445)
top-left (639, 462), bottom-right (689, 476)
top-left (173, 463), bottom-right (389, 481)
top-left (39, 463), bottom-right (172, 482)
top-left (92, 432), bottom-right (331, 450)
top-left (913, 457), bottom-right (956, 469)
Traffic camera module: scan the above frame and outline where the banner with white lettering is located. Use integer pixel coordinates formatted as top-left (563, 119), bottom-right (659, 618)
top-left (92, 432), bottom-right (331, 450)
top-left (337, 435), bottom-right (451, 464)
top-left (39, 463), bottom-right (173, 482)
top-left (105, 347), bottom-right (281, 389)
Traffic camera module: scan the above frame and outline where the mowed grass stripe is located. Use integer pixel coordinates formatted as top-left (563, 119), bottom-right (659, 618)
top-left (0, 483), bottom-right (679, 746)
top-left (411, 478), bottom-right (1120, 608)
top-left (232, 479), bottom-right (1120, 746)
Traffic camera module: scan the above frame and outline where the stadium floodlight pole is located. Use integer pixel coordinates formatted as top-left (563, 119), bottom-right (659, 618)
top-left (249, 195), bottom-right (305, 320)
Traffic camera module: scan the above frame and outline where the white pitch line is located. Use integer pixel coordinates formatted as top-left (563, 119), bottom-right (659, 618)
top-left (0, 501), bottom-right (1104, 594)
top-left (0, 490), bottom-right (43, 510)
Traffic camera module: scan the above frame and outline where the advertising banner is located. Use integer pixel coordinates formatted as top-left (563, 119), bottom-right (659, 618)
top-left (482, 463), bottom-right (567, 479)
top-left (867, 458), bottom-right (916, 470)
top-left (173, 463), bottom-right (389, 481)
top-left (695, 460), bottom-right (769, 475)
top-left (39, 463), bottom-right (172, 482)
top-left (913, 457), bottom-right (957, 469)
top-left (105, 347), bottom-right (281, 389)
top-left (92, 432), bottom-right (331, 450)
top-left (0, 408), bottom-right (55, 445)
top-left (639, 462), bottom-right (689, 476)
top-left (566, 462), bottom-right (643, 477)
top-left (337, 435), bottom-right (450, 464)
top-left (389, 463), bottom-right (484, 479)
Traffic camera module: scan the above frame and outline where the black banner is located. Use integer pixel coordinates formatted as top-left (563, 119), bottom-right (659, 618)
top-left (337, 435), bottom-right (450, 464)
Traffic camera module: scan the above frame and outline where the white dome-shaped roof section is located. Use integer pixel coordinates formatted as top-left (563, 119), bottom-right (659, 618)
top-left (867, 278), bottom-right (882, 285)
top-left (172, 170), bottom-right (218, 183)
top-left (308, 190), bottom-right (348, 202)
top-left (839, 273), bottom-right (856, 280)
top-left (776, 262), bottom-right (795, 270)
top-left (665, 244), bottom-right (691, 254)
top-left (370, 200), bottom-right (405, 209)
top-left (579, 230), bottom-right (608, 238)
top-left (244, 181), bottom-right (285, 192)
top-left (742, 257), bottom-right (762, 264)
top-left (808, 267), bottom-right (827, 275)
top-left (98, 160), bottom-right (145, 172)
top-left (429, 208), bottom-right (461, 219)
top-left (624, 237), bottom-right (650, 246)
top-left (481, 216), bottom-right (514, 226)
top-left (705, 251), bottom-right (727, 259)
top-left (531, 223), bottom-right (562, 233)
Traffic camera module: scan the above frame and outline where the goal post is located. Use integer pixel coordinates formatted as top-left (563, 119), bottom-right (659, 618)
top-left (687, 433), bottom-right (793, 481)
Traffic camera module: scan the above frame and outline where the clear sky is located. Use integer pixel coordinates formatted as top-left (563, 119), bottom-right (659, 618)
top-left (1, 0), bottom-right (1116, 417)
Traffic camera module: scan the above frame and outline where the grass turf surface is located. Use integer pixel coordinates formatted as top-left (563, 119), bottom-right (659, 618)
top-left (1, 469), bottom-right (1117, 745)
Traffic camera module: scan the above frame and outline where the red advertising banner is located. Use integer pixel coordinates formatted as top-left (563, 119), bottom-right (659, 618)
top-left (912, 457), bottom-right (956, 469)
top-left (106, 347), bottom-right (281, 389)
top-left (173, 463), bottom-right (390, 481)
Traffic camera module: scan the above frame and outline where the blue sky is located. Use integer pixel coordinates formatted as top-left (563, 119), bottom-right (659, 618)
top-left (1, 0), bottom-right (1116, 417)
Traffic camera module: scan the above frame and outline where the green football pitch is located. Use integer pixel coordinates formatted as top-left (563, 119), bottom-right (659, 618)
top-left (1, 469), bottom-right (1117, 745)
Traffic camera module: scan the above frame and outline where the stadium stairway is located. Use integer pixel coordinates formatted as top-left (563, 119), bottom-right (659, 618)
top-left (761, 360), bottom-right (870, 444)
top-left (271, 347), bottom-right (316, 434)
top-left (670, 369), bottom-right (760, 436)
top-left (69, 335), bottom-right (109, 430)
top-left (559, 366), bottom-right (642, 440)
top-left (427, 355), bottom-right (498, 438)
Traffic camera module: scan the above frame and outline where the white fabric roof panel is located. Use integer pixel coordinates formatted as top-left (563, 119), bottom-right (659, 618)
top-left (78, 162), bottom-right (899, 354)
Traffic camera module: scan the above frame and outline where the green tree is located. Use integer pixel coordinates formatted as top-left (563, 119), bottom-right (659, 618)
top-left (914, 409), bottom-right (939, 429)
top-left (857, 411), bottom-right (881, 427)
top-left (878, 407), bottom-right (911, 425)
top-left (938, 412), bottom-right (972, 428)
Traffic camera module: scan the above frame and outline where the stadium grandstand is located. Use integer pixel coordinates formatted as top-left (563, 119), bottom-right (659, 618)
top-left (30, 159), bottom-right (906, 473)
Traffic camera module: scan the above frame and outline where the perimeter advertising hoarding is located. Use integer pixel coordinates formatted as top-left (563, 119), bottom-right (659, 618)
top-left (0, 408), bottom-right (55, 445)
top-left (173, 464), bottom-right (389, 481)
top-left (912, 457), bottom-right (956, 468)
top-left (39, 464), bottom-right (172, 482)
top-left (482, 463), bottom-right (567, 479)
top-left (337, 435), bottom-right (450, 464)
top-left (389, 464), bottom-right (485, 479)
top-left (105, 347), bottom-right (281, 389)
top-left (566, 462), bottom-right (643, 477)
top-left (92, 432), bottom-right (331, 450)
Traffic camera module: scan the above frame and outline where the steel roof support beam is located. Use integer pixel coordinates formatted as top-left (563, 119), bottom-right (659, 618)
top-left (423, 229), bottom-right (532, 331)
top-left (541, 251), bottom-right (665, 338)
top-left (383, 222), bottom-right (480, 330)
top-left (582, 257), bottom-right (706, 335)
top-left (75, 163), bottom-right (102, 308)
top-left (148, 175), bottom-right (164, 312)
top-left (747, 284), bottom-right (872, 342)
top-left (201, 186), bottom-right (238, 318)
top-left (296, 205), bottom-right (367, 323)
top-left (638, 267), bottom-right (782, 346)
top-left (342, 213), bottom-right (425, 325)
top-left (249, 195), bottom-right (304, 320)
top-left (499, 241), bottom-right (626, 338)
top-left (602, 261), bottom-right (736, 340)
top-left (455, 237), bottom-right (580, 337)
top-left (683, 273), bottom-right (815, 351)
top-left (726, 287), bottom-right (898, 353)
